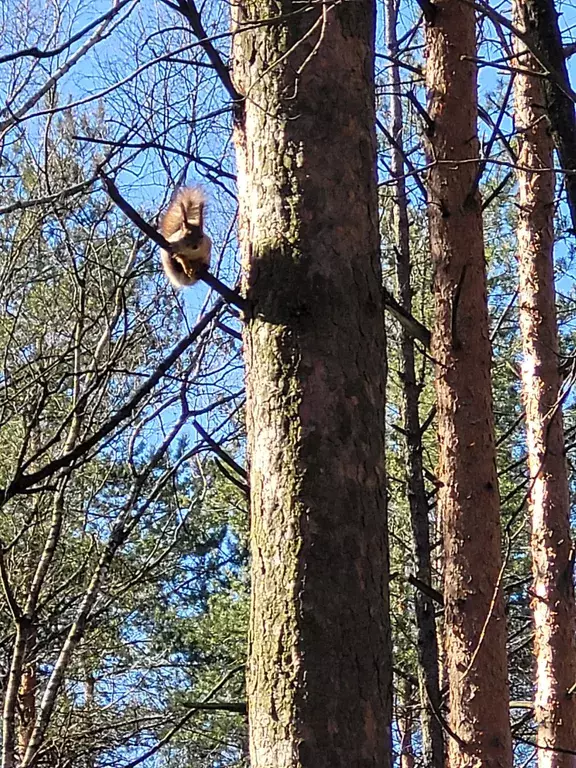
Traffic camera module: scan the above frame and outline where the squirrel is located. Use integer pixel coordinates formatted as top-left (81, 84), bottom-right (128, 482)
top-left (160, 186), bottom-right (212, 287)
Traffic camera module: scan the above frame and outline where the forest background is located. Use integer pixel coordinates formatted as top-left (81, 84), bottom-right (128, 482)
top-left (1, 0), bottom-right (576, 766)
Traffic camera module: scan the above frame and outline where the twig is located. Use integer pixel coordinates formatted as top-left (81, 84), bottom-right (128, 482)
top-left (482, 172), bottom-right (513, 210)
top-left (378, 119), bottom-right (428, 200)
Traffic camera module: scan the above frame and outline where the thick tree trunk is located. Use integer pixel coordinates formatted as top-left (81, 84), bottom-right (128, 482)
top-left (425, 3), bottom-right (513, 766)
top-left (231, 3), bottom-right (391, 768)
top-left (513, 6), bottom-right (576, 764)
top-left (385, 1), bottom-right (443, 765)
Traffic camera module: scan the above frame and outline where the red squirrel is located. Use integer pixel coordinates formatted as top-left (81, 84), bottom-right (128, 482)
top-left (160, 187), bottom-right (212, 287)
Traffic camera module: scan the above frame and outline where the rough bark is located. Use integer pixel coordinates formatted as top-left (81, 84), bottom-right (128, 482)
top-left (385, 1), bottom-right (443, 765)
top-left (17, 665), bottom-right (36, 758)
top-left (2, 623), bottom-right (27, 768)
top-left (425, 2), bottom-right (513, 766)
top-left (513, 6), bottom-right (576, 764)
top-left (519, 0), bottom-right (576, 232)
top-left (399, 679), bottom-right (416, 768)
top-left (231, 2), bottom-right (392, 767)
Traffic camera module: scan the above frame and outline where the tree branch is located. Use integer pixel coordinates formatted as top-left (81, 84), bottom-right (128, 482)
top-left (0, 0), bottom-right (133, 65)
top-left (0, 302), bottom-right (224, 506)
top-left (192, 419), bottom-right (247, 481)
top-left (122, 665), bottom-right (245, 768)
top-left (182, 700), bottom-right (247, 714)
top-left (383, 287), bottom-right (431, 349)
top-left (99, 173), bottom-right (249, 312)
top-left (162, 0), bottom-right (243, 105)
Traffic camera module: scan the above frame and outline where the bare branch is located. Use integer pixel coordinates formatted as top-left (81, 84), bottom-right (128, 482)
top-left (121, 664), bottom-right (245, 768)
top-left (0, 302), bottom-right (224, 506)
top-left (383, 287), bottom-right (431, 349)
top-left (0, 0), bottom-right (133, 65)
top-left (0, 3), bottom-right (134, 137)
top-left (192, 418), bottom-right (247, 481)
top-left (99, 173), bottom-right (249, 313)
top-left (163, 0), bottom-right (244, 104)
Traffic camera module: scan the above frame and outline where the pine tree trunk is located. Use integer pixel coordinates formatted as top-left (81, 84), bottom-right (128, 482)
top-left (513, 5), bottom-right (576, 763)
top-left (231, 2), bottom-right (392, 767)
top-left (425, 2), bottom-right (513, 765)
top-left (398, 679), bottom-right (416, 768)
top-left (385, 1), bottom-right (443, 764)
top-left (519, 0), bottom-right (576, 231)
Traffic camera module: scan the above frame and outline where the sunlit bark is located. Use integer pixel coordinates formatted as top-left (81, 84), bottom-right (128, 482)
top-left (514, 4), bottom-right (576, 764)
top-left (232, 1), bottom-right (391, 766)
top-left (425, 1), bottom-right (513, 765)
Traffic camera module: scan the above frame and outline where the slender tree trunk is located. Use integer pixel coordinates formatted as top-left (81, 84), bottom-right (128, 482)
top-left (513, 6), bottom-right (576, 764)
top-left (2, 622), bottom-right (27, 768)
top-left (231, 2), bottom-right (392, 767)
top-left (519, 0), bottom-right (576, 232)
top-left (398, 679), bottom-right (416, 768)
top-left (17, 665), bottom-right (37, 758)
top-left (425, 3), bottom-right (513, 766)
top-left (385, 1), bottom-right (443, 765)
